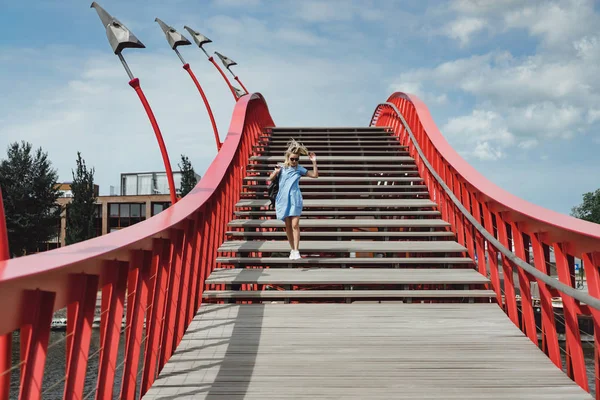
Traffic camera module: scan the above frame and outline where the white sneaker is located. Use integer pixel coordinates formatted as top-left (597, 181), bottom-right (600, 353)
top-left (290, 250), bottom-right (301, 260)
top-left (289, 250), bottom-right (296, 260)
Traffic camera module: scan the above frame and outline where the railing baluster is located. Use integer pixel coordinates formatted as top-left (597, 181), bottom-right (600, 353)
top-left (482, 203), bottom-right (502, 304)
top-left (553, 242), bottom-right (588, 389)
top-left (495, 214), bottom-right (519, 326)
top-left (141, 239), bottom-right (170, 395)
top-left (159, 229), bottom-right (184, 370)
top-left (509, 222), bottom-right (537, 344)
top-left (64, 274), bottom-right (99, 399)
top-left (18, 290), bottom-right (56, 400)
top-left (120, 250), bottom-right (151, 400)
top-left (96, 261), bottom-right (128, 400)
top-left (582, 252), bottom-right (600, 399)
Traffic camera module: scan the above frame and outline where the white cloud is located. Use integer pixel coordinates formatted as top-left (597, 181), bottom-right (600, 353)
top-left (443, 110), bottom-right (515, 160)
top-left (444, 17), bottom-right (486, 47)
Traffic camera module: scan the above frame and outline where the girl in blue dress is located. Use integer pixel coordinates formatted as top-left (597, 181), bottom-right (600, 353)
top-left (268, 139), bottom-right (319, 260)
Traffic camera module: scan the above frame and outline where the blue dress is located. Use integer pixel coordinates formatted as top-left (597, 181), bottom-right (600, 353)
top-left (275, 165), bottom-right (308, 220)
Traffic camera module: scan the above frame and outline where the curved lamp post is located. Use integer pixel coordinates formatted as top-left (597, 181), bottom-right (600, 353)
top-left (155, 18), bottom-right (222, 151)
top-left (90, 2), bottom-right (178, 205)
top-left (183, 26), bottom-right (240, 101)
top-left (214, 51), bottom-right (249, 95)
top-left (0, 189), bottom-right (9, 400)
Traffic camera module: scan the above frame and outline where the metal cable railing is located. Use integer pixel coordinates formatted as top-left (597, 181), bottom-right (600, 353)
top-left (373, 101), bottom-right (600, 311)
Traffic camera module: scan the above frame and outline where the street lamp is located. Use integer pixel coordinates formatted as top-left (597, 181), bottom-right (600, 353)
top-left (155, 18), bottom-right (222, 151)
top-left (183, 26), bottom-right (241, 101)
top-left (214, 51), bottom-right (249, 95)
top-left (90, 2), bottom-right (178, 205)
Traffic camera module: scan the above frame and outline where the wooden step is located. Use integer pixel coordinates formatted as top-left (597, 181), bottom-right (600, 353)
top-left (226, 231), bottom-right (454, 238)
top-left (217, 240), bottom-right (467, 254)
top-left (228, 218), bottom-right (450, 229)
top-left (255, 144), bottom-right (408, 149)
top-left (259, 138), bottom-right (401, 144)
top-left (235, 199), bottom-right (436, 209)
top-left (258, 150), bottom-right (410, 155)
top-left (245, 177), bottom-right (423, 183)
top-left (248, 164), bottom-right (417, 170)
top-left (244, 185), bottom-right (428, 190)
top-left (247, 168), bottom-right (419, 175)
top-left (241, 191), bottom-right (430, 198)
top-left (234, 210), bottom-right (442, 217)
top-left (206, 268), bottom-right (489, 285)
top-left (202, 289), bottom-right (496, 299)
top-left (250, 156), bottom-right (413, 162)
top-left (240, 190), bottom-right (429, 199)
top-left (270, 127), bottom-right (388, 131)
top-left (216, 256), bottom-right (473, 265)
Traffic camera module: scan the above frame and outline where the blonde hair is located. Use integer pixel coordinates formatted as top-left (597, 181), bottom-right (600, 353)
top-left (284, 138), bottom-right (309, 167)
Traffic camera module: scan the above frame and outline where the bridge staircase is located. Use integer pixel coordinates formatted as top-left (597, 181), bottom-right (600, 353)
top-left (143, 126), bottom-right (590, 399)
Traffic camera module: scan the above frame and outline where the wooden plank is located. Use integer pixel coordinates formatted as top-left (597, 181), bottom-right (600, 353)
top-left (217, 240), bottom-right (467, 253)
top-left (144, 304), bottom-right (591, 399)
top-left (235, 210), bottom-right (441, 217)
top-left (226, 231), bottom-right (454, 238)
top-left (245, 177), bottom-right (423, 183)
top-left (228, 218), bottom-right (450, 228)
top-left (216, 257), bottom-right (473, 265)
top-left (202, 290), bottom-right (496, 299)
top-left (235, 199), bottom-right (436, 208)
top-left (244, 185), bottom-right (427, 190)
top-left (205, 268), bottom-right (489, 285)
top-left (241, 191), bottom-right (430, 198)
top-left (250, 156), bottom-right (414, 162)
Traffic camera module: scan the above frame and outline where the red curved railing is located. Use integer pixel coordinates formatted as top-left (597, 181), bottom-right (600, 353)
top-left (372, 92), bottom-right (600, 397)
top-left (0, 93), bottom-right (274, 400)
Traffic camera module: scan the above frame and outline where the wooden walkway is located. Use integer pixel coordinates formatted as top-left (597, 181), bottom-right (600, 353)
top-left (143, 126), bottom-right (591, 399)
top-left (143, 304), bottom-right (590, 399)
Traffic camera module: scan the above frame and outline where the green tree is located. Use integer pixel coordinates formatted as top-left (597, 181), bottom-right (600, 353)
top-left (571, 189), bottom-right (600, 224)
top-left (178, 154), bottom-right (198, 197)
top-left (65, 152), bottom-right (97, 245)
top-left (0, 141), bottom-right (61, 257)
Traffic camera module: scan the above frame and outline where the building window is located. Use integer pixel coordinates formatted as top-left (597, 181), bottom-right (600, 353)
top-left (108, 203), bottom-right (146, 232)
top-left (151, 202), bottom-right (171, 216)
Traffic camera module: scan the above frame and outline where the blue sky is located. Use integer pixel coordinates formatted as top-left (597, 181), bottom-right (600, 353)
top-left (1, 0), bottom-right (599, 215)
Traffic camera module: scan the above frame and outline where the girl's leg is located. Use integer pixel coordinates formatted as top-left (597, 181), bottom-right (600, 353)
top-left (291, 216), bottom-right (300, 251)
top-left (284, 217), bottom-right (294, 250)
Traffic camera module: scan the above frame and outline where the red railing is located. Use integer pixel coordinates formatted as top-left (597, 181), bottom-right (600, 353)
top-left (371, 92), bottom-right (600, 397)
top-left (0, 93), bottom-right (274, 400)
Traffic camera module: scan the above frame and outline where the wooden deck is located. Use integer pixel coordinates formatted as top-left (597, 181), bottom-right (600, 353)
top-left (143, 304), bottom-right (591, 399)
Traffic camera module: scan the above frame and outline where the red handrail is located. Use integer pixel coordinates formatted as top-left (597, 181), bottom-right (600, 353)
top-left (0, 93), bottom-right (274, 399)
top-left (371, 92), bottom-right (600, 398)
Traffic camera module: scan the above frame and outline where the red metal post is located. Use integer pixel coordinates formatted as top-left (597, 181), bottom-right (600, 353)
top-left (121, 250), bottom-right (152, 400)
top-left (495, 214), bottom-right (519, 326)
top-left (581, 252), bottom-right (600, 399)
top-left (0, 188), bottom-right (10, 400)
top-left (182, 63), bottom-right (222, 150)
top-left (64, 274), bottom-right (99, 399)
top-left (174, 220), bottom-right (195, 348)
top-left (208, 56), bottom-right (238, 100)
top-left (19, 290), bottom-right (56, 400)
top-left (128, 78), bottom-right (178, 205)
top-left (553, 242), bottom-right (588, 389)
top-left (159, 229), bottom-right (184, 370)
top-left (530, 234), bottom-right (561, 368)
top-left (234, 76), bottom-right (249, 94)
top-left (509, 223), bottom-right (537, 344)
top-left (141, 239), bottom-right (171, 395)
top-left (482, 203), bottom-right (502, 304)
top-left (96, 261), bottom-right (128, 400)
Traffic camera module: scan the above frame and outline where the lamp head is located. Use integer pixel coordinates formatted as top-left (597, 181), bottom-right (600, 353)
top-left (155, 18), bottom-right (191, 49)
top-left (183, 26), bottom-right (212, 48)
top-left (214, 51), bottom-right (237, 70)
top-left (90, 2), bottom-right (145, 54)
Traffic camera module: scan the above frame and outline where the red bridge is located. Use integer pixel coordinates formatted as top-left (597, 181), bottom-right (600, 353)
top-left (1, 92), bottom-right (600, 399)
